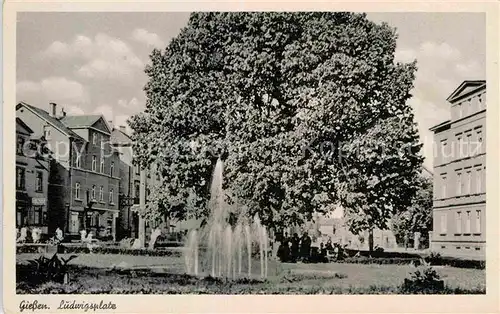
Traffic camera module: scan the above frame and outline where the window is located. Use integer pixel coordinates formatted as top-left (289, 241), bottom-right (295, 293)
top-left (17, 136), bottom-right (25, 155)
top-left (16, 167), bottom-right (25, 190)
top-left (134, 183), bottom-right (140, 198)
top-left (476, 129), bottom-right (483, 154)
top-left (110, 162), bottom-right (114, 176)
top-left (441, 174), bottom-right (447, 198)
top-left (92, 133), bottom-right (97, 145)
top-left (109, 189), bottom-right (114, 204)
top-left (100, 136), bottom-right (105, 150)
top-left (465, 169), bottom-right (472, 195)
top-left (456, 171), bottom-right (462, 196)
top-left (440, 213), bottom-right (447, 234)
top-left (100, 157), bottom-right (105, 173)
top-left (75, 183), bottom-right (81, 199)
top-left (475, 210), bottom-right (481, 234)
top-left (476, 167), bottom-right (482, 193)
top-left (75, 152), bottom-right (81, 168)
top-left (465, 132), bottom-right (472, 156)
top-left (135, 164), bottom-right (140, 174)
top-left (91, 213), bottom-right (99, 227)
top-left (99, 186), bottom-right (104, 202)
top-left (91, 185), bottom-right (96, 200)
top-left (465, 211), bottom-right (471, 234)
top-left (92, 156), bottom-right (97, 171)
top-left (456, 212), bottom-right (462, 234)
top-left (440, 139), bottom-right (448, 161)
top-left (35, 171), bottom-right (43, 192)
top-left (456, 134), bottom-right (463, 158)
top-left (32, 206), bottom-right (43, 225)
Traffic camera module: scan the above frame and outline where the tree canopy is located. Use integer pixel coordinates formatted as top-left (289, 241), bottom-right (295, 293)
top-left (129, 12), bottom-right (424, 233)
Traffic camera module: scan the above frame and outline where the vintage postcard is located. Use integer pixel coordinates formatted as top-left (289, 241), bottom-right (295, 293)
top-left (3, 0), bottom-right (499, 313)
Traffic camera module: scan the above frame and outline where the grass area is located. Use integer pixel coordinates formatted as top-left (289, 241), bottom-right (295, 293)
top-left (16, 253), bottom-right (485, 294)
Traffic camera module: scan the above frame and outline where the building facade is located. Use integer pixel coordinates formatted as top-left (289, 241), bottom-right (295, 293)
top-left (430, 80), bottom-right (486, 258)
top-left (111, 125), bottom-right (168, 240)
top-left (16, 102), bottom-right (121, 240)
top-left (15, 118), bottom-right (50, 235)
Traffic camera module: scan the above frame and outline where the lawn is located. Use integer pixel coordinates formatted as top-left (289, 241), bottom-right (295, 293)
top-left (16, 253), bottom-right (486, 294)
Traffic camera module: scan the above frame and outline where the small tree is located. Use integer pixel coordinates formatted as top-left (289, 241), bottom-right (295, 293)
top-left (392, 175), bottom-right (433, 247)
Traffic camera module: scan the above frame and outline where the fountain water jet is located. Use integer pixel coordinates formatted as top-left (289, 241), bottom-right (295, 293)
top-left (182, 158), bottom-right (269, 280)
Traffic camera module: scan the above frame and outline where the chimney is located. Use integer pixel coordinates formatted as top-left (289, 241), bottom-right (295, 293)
top-left (49, 103), bottom-right (57, 117)
top-left (119, 125), bottom-right (126, 134)
top-left (61, 108), bottom-right (66, 118)
top-left (108, 120), bottom-right (113, 129)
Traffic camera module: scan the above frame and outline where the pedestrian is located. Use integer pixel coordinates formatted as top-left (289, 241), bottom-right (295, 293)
top-left (278, 232), bottom-right (290, 262)
top-left (326, 237), bottom-right (333, 251)
top-left (290, 233), bottom-right (300, 263)
top-left (300, 232), bottom-right (312, 262)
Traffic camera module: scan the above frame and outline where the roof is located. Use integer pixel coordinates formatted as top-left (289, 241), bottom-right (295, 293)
top-left (59, 115), bottom-right (102, 128)
top-left (429, 119), bottom-right (451, 132)
top-left (16, 117), bottom-right (33, 135)
top-left (422, 165), bottom-right (433, 177)
top-left (17, 102), bottom-right (85, 141)
top-left (446, 80), bottom-right (486, 103)
top-left (111, 128), bottom-right (132, 145)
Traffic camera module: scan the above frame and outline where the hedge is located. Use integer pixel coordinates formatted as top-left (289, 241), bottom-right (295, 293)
top-left (16, 245), bottom-right (183, 257)
top-left (63, 246), bottom-right (183, 257)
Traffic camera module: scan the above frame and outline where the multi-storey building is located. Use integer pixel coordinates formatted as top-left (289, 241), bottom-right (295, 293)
top-left (16, 102), bottom-right (121, 240)
top-left (15, 118), bottom-right (50, 235)
top-left (110, 125), bottom-right (167, 240)
top-left (430, 80), bottom-right (486, 258)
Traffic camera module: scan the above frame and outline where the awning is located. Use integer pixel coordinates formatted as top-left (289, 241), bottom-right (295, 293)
top-left (92, 206), bottom-right (119, 214)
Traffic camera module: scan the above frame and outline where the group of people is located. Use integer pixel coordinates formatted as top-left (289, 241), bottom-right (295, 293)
top-left (277, 232), bottom-right (313, 262)
top-left (16, 227), bottom-right (64, 244)
top-left (277, 232), bottom-right (338, 263)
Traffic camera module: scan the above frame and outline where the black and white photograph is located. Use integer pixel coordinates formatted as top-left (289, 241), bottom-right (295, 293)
top-left (3, 2), bottom-right (499, 311)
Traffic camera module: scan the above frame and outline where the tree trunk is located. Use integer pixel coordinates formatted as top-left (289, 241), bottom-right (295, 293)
top-left (368, 228), bottom-right (374, 254)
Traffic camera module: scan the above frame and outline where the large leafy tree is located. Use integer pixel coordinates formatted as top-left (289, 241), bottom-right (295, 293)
top-left (129, 12), bottom-right (423, 246)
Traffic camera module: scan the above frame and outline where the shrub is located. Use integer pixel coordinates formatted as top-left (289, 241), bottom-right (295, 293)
top-left (338, 256), bottom-right (421, 265)
top-left (401, 266), bottom-right (444, 293)
top-left (423, 253), bottom-right (485, 269)
top-left (17, 253), bottom-right (78, 285)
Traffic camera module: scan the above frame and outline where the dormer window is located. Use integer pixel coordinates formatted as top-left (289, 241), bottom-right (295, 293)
top-left (43, 126), bottom-right (51, 140)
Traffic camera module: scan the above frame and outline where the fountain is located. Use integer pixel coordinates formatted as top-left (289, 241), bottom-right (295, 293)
top-left (183, 158), bottom-right (269, 280)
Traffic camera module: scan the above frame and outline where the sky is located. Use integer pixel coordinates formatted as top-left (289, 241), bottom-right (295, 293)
top-left (16, 12), bottom-right (486, 169)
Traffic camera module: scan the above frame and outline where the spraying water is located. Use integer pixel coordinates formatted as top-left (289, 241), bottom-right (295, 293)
top-left (183, 158), bottom-right (269, 279)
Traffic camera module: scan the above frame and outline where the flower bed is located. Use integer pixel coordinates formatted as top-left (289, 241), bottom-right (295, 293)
top-left (337, 256), bottom-right (421, 266)
top-left (338, 249), bottom-right (485, 269)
